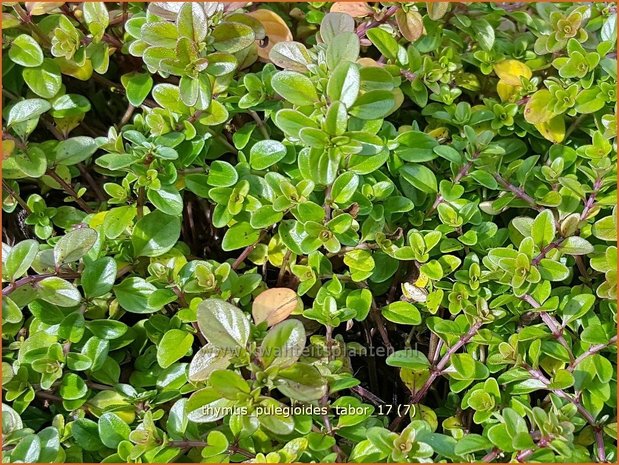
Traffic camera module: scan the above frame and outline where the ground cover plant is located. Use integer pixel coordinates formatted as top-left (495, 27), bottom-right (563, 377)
top-left (1, 1), bottom-right (617, 463)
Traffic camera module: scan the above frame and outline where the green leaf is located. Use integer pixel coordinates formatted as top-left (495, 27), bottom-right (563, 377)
top-left (55, 136), bottom-right (98, 165)
top-left (275, 363), bottom-right (327, 401)
top-left (260, 319), bottom-right (306, 368)
top-left (85, 320), bottom-right (127, 339)
top-left (331, 172), bottom-right (359, 204)
top-left (472, 19), bottom-right (495, 51)
top-left (269, 41), bottom-right (312, 72)
top-left (386, 350), bottom-right (430, 370)
top-left (147, 185), bottom-right (184, 216)
top-left (9, 34), bottom-right (44, 67)
top-left (250, 140), bottom-right (287, 170)
top-left (320, 12), bottom-right (355, 44)
top-left (131, 211), bottom-right (181, 257)
top-left (37, 427), bottom-right (60, 463)
top-left (202, 430), bottom-right (230, 458)
top-left (197, 298), bottom-right (250, 349)
top-left (327, 32), bottom-right (360, 70)
top-left (212, 21), bottom-right (255, 53)
top-left (563, 294), bottom-right (595, 324)
top-left (400, 164), bottom-right (438, 193)
top-left (559, 236), bottom-right (594, 255)
top-left (4, 239), bottom-right (38, 281)
top-left (98, 412), bottom-right (131, 449)
top-left (72, 418), bottom-right (104, 451)
top-left (531, 210), bottom-right (556, 248)
top-left (11, 434), bottom-right (41, 463)
top-left (188, 344), bottom-right (233, 382)
top-left (207, 160), bottom-right (238, 187)
top-left (113, 277), bottom-right (160, 313)
top-left (454, 434), bottom-right (492, 455)
top-left (54, 227), bottom-right (98, 265)
top-left (7, 98), bottom-right (51, 127)
top-left (222, 222), bottom-right (260, 251)
top-left (593, 215), bottom-right (617, 241)
top-left (366, 27), bottom-right (399, 61)
top-left (157, 329), bottom-right (194, 368)
top-left (271, 71), bottom-right (319, 106)
top-left (327, 61), bottom-right (360, 108)
top-left (349, 90), bottom-right (395, 120)
top-left (382, 301), bottom-right (422, 325)
top-left (275, 109), bottom-right (318, 138)
top-left (83, 2), bottom-right (109, 38)
top-left (23, 59), bottom-right (62, 99)
top-left (210, 369), bottom-right (250, 399)
top-left (121, 72), bottom-right (153, 107)
top-left (38, 277), bottom-right (82, 307)
top-left (176, 2), bottom-right (207, 42)
top-left (140, 21), bottom-right (178, 47)
top-left (59, 373), bottom-right (87, 400)
top-left (251, 205), bottom-right (283, 228)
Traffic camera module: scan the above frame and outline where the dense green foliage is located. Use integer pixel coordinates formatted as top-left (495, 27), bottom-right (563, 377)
top-left (1, 1), bottom-right (617, 463)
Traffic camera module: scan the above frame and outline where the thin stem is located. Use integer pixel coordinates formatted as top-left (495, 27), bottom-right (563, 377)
top-left (2, 180), bottom-right (32, 214)
top-left (319, 395), bottom-right (345, 462)
top-left (46, 169), bottom-right (93, 213)
top-left (569, 335), bottom-right (617, 371)
top-left (565, 114), bottom-right (587, 139)
top-left (231, 231), bottom-right (266, 270)
top-left (120, 104), bottom-right (136, 127)
top-left (327, 242), bottom-right (380, 257)
top-left (356, 5), bottom-right (399, 38)
top-left (411, 320), bottom-right (483, 403)
top-left (350, 385), bottom-right (386, 407)
top-left (325, 325), bottom-right (334, 361)
top-left (2, 132), bottom-right (27, 152)
top-left (206, 128), bottom-right (238, 155)
top-left (167, 440), bottom-right (255, 459)
top-left (370, 298), bottom-right (394, 352)
top-left (136, 187), bottom-right (145, 219)
top-left (12, 3), bottom-right (52, 47)
top-left (516, 448), bottom-right (534, 462)
top-left (481, 448), bottom-right (501, 462)
top-left (493, 174), bottom-right (543, 212)
top-left (525, 364), bottom-right (603, 431)
top-left (531, 238), bottom-right (564, 266)
top-left (525, 363), bottom-right (607, 461)
top-left (521, 294), bottom-right (573, 363)
top-left (428, 151), bottom-right (480, 216)
top-left (3, 272), bottom-right (80, 296)
top-left (248, 110), bottom-right (269, 139)
top-left (77, 164), bottom-right (107, 203)
top-left (580, 177), bottom-right (603, 222)
top-left (277, 249), bottom-right (292, 286)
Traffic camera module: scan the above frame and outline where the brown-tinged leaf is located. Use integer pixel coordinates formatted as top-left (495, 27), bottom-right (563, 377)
top-left (357, 57), bottom-right (381, 67)
top-left (396, 10), bottom-right (425, 42)
top-left (426, 2), bottom-right (450, 21)
top-left (252, 287), bottom-right (299, 326)
top-left (330, 2), bottom-right (373, 18)
top-left (247, 9), bottom-right (293, 60)
top-left (25, 2), bottom-right (65, 15)
top-left (3, 140), bottom-right (15, 159)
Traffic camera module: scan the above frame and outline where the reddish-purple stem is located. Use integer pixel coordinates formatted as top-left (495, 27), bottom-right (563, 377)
top-left (525, 363), bottom-right (606, 461)
top-left (356, 5), bottom-right (399, 38)
top-left (522, 294), bottom-right (574, 362)
top-left (3, 272), bottom-right (80, 296)
top-left (493, 174), bottom-right (543, 211)
top-left (428, 153), bottom-right (479, 215)
top-left (411, 320), bottom-right (483, 403)
top-left (569, 335), bottom-right (617, 371)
